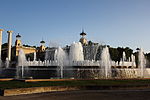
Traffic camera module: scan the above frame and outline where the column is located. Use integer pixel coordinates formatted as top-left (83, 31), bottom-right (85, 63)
top-left (7, 30), bottom-right (13, 61)
top-left (0, 29), bottom-right (3, 60)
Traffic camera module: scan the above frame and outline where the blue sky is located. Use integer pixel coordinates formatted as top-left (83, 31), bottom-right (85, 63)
top-left (0, 0), bottom-right (150, 52)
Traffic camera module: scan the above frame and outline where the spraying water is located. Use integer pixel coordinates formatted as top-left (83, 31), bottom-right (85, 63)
top-left (69, 42), bottom-right (84, 62)
top-left (0, 59), bottom-right (2, 68)
top-left (100, 46), bottom-right (112, 78)
top-left (54, 47), bottom-right (68, 66)
top-left (18, 49), bottom-right (27, 66)
top-left (0, 59), bottom-right (2, 73)
top-left (122, 52), bottom-right (126, 61)
top-left (131, 54), bottom-right (136, 67)
top-left (17, 49), bottom-right (27, 78)
top-left (54, 47), bottom-right (68, 78)
top-left (33, 52), bottom-right (36, 61)
top-left (122, 52), bottom-right (126, 66)
top-left (45, 49), bottom-right (49, 60)
top-left (138, 48), bottom-right (146, 78)
top-left (5, 58), bottom-right (9, 68)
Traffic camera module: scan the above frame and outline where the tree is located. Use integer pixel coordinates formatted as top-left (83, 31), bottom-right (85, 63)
top-left (117, 47), bottom-right (124, 61)
top-left (124, 47), bottom-right (133, 61)
top-left (2, 43), bottom-right (8, 48)
top-left (109, 47), bottom-right (119, 62)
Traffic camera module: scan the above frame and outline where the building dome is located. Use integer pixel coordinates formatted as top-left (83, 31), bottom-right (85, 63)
top-left (40, 40), bottom-right (45, 44)
top-left (80, 32), bottom-right (86, 36)
top-left (80, 30), bottom-right (87, 36)
top-left (16, 33), bottom-right (21, 38)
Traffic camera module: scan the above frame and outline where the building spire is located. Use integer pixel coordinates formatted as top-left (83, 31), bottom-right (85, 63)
top-left (80, 28), bottom-right (86, 36)
top-left (82, 28), bottom-right (84, 33)
top-left (40, 38), bottom-right (45, 44)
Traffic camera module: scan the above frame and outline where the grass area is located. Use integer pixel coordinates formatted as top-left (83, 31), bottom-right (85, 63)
top-left (0, 79), bottom-right (150, 90)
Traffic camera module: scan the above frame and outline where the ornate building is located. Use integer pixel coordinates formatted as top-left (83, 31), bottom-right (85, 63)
top-left (79, 30), bottom-right (88, 45)
top-left (1, 33), bottom-right (46, 61)
top-left (13, 33), bottom-right (36, 57)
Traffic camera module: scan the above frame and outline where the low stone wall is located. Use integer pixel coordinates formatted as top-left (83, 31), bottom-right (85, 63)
top-left (2, 86), bottom-right (80, 96)
top-left (0, 78), bottom-right (13, 81)
top-left (23, 79), bottom-right (78, 82)
top-left (2, 85), bottom-right (150, 96)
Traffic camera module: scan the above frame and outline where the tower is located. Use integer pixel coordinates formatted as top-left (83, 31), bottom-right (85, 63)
top-left (15, 33), bottom-right (22, 47)
top-left (79, 29), bottom-right (88, 45)
top-left (39, 40), bottom-right (46, 52)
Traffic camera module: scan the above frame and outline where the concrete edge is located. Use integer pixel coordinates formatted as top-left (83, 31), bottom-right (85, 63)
top-left (2, 86), bottom-right (81, 96)
top-left (0, 78), bottom-right (14, 81)
top-left (1, 85), bottom-right (150, 96)
top-left (17, 78), bottom-right (148, 82)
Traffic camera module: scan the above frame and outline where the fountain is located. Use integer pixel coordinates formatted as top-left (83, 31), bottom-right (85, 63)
top-left (5, 58), bottom-right (9, 68)
top-left (0, 38), bottom-right (148, 79)
top-left (131, 54), bottom-right (136, 67)
top-left (83, 44), bottom-right (100, 60)
top-left (33, 52), bottom-right (36, 61)
top-left (122, 51), bottom-right (126, 66)
top-left (17, 49), bottom-right (27, 78)
top-left (12, 43), bottom-right (149, 79)
top-left (54, 47), bottom-right (68, 78)
top-left (138, 48), bottom-right (146, 78)
top-left (100, 46), bottom-right (112, 78)
top-left (69, 42), bottom-right (84, 62)
top-left (0, 59), bottom-right (2, 68)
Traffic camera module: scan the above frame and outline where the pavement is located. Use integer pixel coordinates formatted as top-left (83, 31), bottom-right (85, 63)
top-left (0, 89), bottom-right (150, 100)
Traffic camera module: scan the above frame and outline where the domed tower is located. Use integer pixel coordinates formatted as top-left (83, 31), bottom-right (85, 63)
top-left (15, 33), bottom-right (22, 47)
top-left (79, 30), bottom-right (88, 45)
top-left (39, 40), bottom-right (46, 52)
